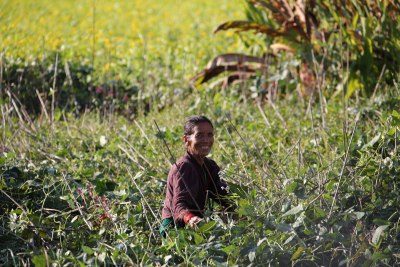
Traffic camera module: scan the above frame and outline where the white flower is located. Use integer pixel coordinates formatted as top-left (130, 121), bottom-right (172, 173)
top-left (99, 135), bottom-right (108, 147)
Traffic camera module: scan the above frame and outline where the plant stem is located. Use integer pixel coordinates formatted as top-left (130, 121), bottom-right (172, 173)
top-left (328, 112), bottom-right (359, 219)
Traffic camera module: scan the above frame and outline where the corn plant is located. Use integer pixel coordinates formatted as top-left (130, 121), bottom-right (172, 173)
top-left (191, 0), bottom-right (400, 98)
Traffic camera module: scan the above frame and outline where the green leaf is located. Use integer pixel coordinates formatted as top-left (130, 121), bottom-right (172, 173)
top-left (354, 212), bottom-right (365, 220)
top-left (222, 244), bottom-right (238, 254)
top-left (362, 134), bottom-right (381, 149)
top-left (285, 181), bottom-right (306, 198)
top-left (237, 199), bottom-right (254, 216)
top-left (313, 207), bottom-right (327, 220)
top-left (197, 221), bottom-right (216, 233)
top-left (285, 181), bottom-right (299, 193)
top-left (347, 77), bottom-right (362, 98)
top-left (82, 245), bottom-right (94, 255)
top-left (362, 259), bottom-right (374, 267)
top-left (392, 110), bottom-right (400, 119)
top-left (291, 246), bottom-right (303, 261)
top-left (282, 204), bottom-right (303, 217)
top-left (32, 254), bottom-right (48, 267)
top-left (276, 223), bottom-right (293, 232)
top-left (371, 225), bottom-right (389, 245)
top-left (372, 251), bottom-right (390, 261)
top-left (388, 127), bottom-right (396, 136)
top-left (192, 232), bottom-right (204, 244)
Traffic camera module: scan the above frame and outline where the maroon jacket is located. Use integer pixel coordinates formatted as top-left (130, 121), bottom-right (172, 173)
top-left (161, 152), bottom-right (229, 224)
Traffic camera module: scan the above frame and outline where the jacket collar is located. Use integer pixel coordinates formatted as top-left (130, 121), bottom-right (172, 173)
top-left (186, 151), bottom-right (208, 168)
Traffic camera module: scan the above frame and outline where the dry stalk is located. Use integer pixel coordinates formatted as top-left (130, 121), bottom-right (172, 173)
top-left (261, 135), bottom-right (288, 185)
top-left (153, 120), bottom-right (174, 167)
top-left (1, 105), bottom-right (6, 146)
top-left (6, 90), bottom-right (36, 132)
top-left (61, 172), bottom-right (93, 230)
top-left (311, 49), bottom-right (328, 129)
top-left (268, 98), bottom-right (287, 129)
top-left (256, 100), bottom-right (271, 128)
top-left (0, 188), bottom-right (44, 246)
top-left (134, 120), bottom-right (156, 151)
top-left (51, 52), bottom-right (59, 131)
top-left (61, 112), bottom-right (73, 138)
top-left (36, 89), bottom-right (50, 122)
top-left (297, 124), bottom-right (302, 179)
top-left (307, 94), bottom-right (326, 191)
top-left (118, 144), bottom-right (146, 171)
top-left (122, 137), bottom-right (152, 166)
top-left (328, 112), bottom-right (359, 219)
top-left (0, 188), bottom-right (28, 214)
top-left (64, 61), bottom-right (73, 86)
top-left (370, 64), bottom-right (386, 100)
top-left (226, 117), bottom-right (277, 180)
top-left (127, 170), bottom-right (163, 239)
top-left (8, 95), bottom-right (28, 134)
top-left (224, 126), bottom-right (250, 184)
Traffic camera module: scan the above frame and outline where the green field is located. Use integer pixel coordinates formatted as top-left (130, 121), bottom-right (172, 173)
top-left (1, 1), bottom-right (399, 266)
top-left (1, 0), bottom-right (243, 72)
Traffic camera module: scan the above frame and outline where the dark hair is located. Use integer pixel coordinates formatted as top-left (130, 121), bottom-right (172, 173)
top-left (184, 115), bottom-right (213, 136)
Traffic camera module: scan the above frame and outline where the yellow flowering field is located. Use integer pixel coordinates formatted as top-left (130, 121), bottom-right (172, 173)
top-left (1, 0), bottom-right (244, 71)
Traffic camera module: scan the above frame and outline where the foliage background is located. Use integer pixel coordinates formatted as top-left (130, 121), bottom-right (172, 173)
top-left (1, 0), bottom-right (399, 266)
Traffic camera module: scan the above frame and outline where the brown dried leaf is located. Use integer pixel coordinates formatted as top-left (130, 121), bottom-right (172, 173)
top-left (190, 65), bottom-right (258, 85)
top-left (206, 53), bottom-right (266, 69)
top-left (214, 20), bottom-right (285, 37)
top-left (270, 43), bottom-right (295, 54)
top-left (210, 72), bottom-right (255, 89)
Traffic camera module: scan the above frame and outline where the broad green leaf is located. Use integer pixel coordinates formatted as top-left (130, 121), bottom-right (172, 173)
top-left (347, 77), bottom-right (362, 98)
top-left (372, 251), bottom-right (390, 261)
top-left (388, 127), bottom-right (396, 136)
top-left (354, 212), bottom-right (365, 220)
top-left (276, 223), bottom-right (293, 232)
top-left (285, 181), bottom-right (299, 193)
top-left (222, 245), bottom-right (237, 254)
top-left (291, 246), bottom-right (303, 261)
top-left (237, 199), bottom-right (254, 216)
top-left (285, 181), bottom-right (306, 198)
top-left (372, 218), bottom-right (389, 226)
top-left (82, 245), bottom-right (94, 255)
top-left (362, 134), bottom-right (381, 149)
top-left (32, 254), bottom-right (48, 267)
top-left (313, 207), bottom-right (327, 220)
top-left (371, 225), bottom-right (389, 245)
top-left (197, 221), bottom-right (216, 233)
top-left (192, 232), bottom-right (204, 244)
top-left (282, 204), bottom-right (303, 217)
top-left (392, 110), bottom-right (400, 119)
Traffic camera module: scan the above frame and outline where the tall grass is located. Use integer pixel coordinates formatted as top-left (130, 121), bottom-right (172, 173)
top-left (1, 82), bottom-right (399, 265)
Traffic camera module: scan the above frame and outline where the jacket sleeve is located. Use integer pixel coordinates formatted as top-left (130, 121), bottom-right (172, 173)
top-left (171, 162), bottom-right (199, 223)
